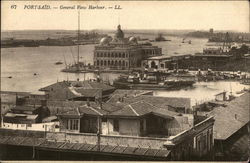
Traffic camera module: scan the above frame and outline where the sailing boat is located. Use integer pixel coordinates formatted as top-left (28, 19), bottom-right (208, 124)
top-left (61, 11), bottom-right (91, 73)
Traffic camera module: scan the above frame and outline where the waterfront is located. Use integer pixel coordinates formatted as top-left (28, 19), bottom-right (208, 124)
top-left (1, 35), bottom-right (248, 104)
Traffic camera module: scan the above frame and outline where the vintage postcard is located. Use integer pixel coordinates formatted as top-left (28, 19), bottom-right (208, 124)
top-left (0, 0), bottom-right (249, 161)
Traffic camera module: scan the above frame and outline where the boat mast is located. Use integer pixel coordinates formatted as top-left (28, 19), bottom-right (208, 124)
top-left (77, 10), bottom-right (80, 71)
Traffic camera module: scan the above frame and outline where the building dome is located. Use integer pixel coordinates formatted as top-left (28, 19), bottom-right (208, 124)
top-left (128, 36), bottom-right (137, 44)
top-left (100, 37), bottom-right (110, 45)
top-left (115, 24), bottom-right (124, 39)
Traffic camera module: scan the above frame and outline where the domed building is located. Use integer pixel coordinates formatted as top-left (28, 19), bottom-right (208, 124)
top-left (115, 24), bottom-right (124, 39)
top-left (94, 25), bottom-right (162, 69)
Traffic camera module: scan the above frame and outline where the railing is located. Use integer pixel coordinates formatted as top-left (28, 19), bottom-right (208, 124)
top-left (46, 132), bottom-right (168, 149)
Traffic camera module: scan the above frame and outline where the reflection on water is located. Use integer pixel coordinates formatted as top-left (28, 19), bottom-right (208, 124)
top-left (154, 81), bottom-right (249, 106)
top-left (1, 36), bottom-right (249, 103)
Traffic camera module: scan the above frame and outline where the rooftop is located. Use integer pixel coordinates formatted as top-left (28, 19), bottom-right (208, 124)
top-left (39, 80), bottom-right (115, 99)
top-left (57, 104), bottom-right (108, 117)
top-left (107, 92), bottom-right (191, 109)
top-left (0, 133), bottom-right (170, 159)
top-left (11, 105), bottom-right (37, 112)
top-left (109, 100), bottom-right (178, 119)
top-left (209, 92), bottom-right (250, 140)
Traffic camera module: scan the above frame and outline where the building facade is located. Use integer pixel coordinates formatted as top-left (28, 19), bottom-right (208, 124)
top-left (93, 25), bottom-right (162, 69)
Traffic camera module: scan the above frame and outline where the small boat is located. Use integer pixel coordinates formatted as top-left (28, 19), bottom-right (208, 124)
top-left (188, 40), bottom-right (192, 44)
top-left (34, 73), bottom-right (38, 76)
top-left (8, 76), bottom-right (12, 79)
top-left (55, 61), bottom-right (63, 65)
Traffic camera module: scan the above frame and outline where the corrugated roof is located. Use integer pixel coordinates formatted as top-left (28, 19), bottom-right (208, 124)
top-left (0, 135), bottom-right (171, 158)
top-left (210, 92), bottom-right (250, 140)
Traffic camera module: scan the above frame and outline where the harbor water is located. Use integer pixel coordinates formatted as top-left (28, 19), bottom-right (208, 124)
top-left (1, 36), bottom-right (248, 105)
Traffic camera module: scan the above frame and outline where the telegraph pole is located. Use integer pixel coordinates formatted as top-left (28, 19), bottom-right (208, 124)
top-left (97, 89), bottom-right (103, 152)
top-left (0, 97), bottom-right (2, 128)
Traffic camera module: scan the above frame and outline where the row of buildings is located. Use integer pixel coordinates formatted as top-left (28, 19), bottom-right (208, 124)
top-left (1, 83), bottom-right (248, 160)
top-left (93, 25), bottom-right (249, 71)
top-left (0, 80), bottom-right (216, 160)
top-left (1, 79), bottom-right (249, 161)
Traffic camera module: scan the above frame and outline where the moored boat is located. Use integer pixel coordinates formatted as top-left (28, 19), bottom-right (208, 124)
top-left (113, 71), bottom-right (196, 90)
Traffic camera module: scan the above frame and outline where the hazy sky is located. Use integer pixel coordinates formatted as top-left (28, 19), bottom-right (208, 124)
top-left (1, 1), bottom-right (249, 32)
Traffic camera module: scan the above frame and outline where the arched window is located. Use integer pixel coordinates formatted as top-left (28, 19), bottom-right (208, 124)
top-left (108, 60), bottom-right (110, 65)
top-left (118, 60), bottom-right (122, 67)
top-left (100, 60), bottom-right (103, 66)
top-left (115, 60), bottom-right (118, 66)
top-left (122, 60), bottom-right (125, 67)
top-left (111, 60), bottom-right (114, 65)
top-left (104, 60), bottom-right (107, 66)
top-left (97, 53), bottom-right (99, 57)
top-left (122, 53), bottom-right (125, 58)
top-left (97, 60), bottom-right (99, 66)
top-left (151, 61), bottom-right (156, 68)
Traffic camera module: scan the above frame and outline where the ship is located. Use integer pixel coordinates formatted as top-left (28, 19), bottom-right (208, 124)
top-left (1, 38), bottom-right (39, 48)
top-left (61, 11), bottom-right (95, 73)
top-left (154, 33), bottom-right (171, 42)
top-left (113, 71), bottom-right (196, 90)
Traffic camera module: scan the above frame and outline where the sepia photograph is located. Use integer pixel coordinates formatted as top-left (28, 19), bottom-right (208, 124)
top-left (0, 0), bottom-right (249, 161)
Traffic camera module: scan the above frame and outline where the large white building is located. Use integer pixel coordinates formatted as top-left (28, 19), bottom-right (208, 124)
top-left (94, 25), bottom-right (162, 69)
